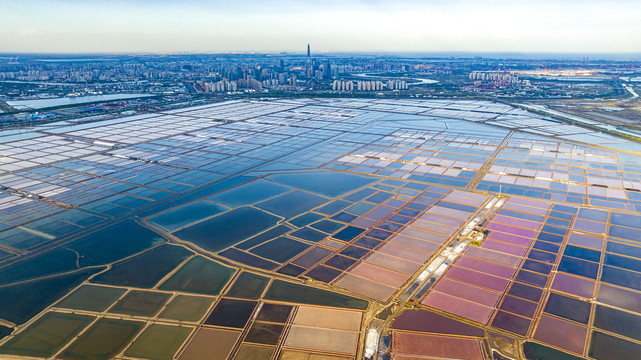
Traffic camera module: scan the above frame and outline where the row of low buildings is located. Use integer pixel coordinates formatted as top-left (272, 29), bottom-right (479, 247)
top-left (332, 80), bottom-right (408, 91)
top-left (203, 80), bottom-right (238, 92)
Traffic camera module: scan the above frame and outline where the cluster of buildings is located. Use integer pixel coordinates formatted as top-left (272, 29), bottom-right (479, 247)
top-left (469, 71), bottom-right (530, 86)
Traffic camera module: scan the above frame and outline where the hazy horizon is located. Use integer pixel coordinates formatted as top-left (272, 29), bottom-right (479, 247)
top-left (2, 51), bottom-right (641, 62)
top-left (1, 0), bottom-right (640, 54)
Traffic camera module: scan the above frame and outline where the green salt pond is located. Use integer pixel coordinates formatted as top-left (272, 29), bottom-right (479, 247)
top-left (159, 256), bottom-right (235, 295)
top-left (108, 290), bottom-right (171, 317)
top-left (55, 285), bottom-right (126, 312)
top-left (264, 280), bottom-right (368, 310)
top-left (124, 324), bottom-right (192, 360)
top-left (0, 312), bottom-right (94, 358)
top-left (226, 272), bottom-right (270, 299)
top-left (60, 318), bottom-right (145, 360)
top-left (159, 295), bottom-right (214, 322)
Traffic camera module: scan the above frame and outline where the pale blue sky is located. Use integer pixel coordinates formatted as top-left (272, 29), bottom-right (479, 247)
top-left (1, 0), bottom-right (639, 53)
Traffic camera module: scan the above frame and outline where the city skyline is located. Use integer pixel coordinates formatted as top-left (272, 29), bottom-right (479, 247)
top-left (1, 0), bottom-right (640, 54)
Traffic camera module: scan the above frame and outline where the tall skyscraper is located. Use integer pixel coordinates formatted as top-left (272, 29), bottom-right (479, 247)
top-left (306, 44), bottom-right (312, 79)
